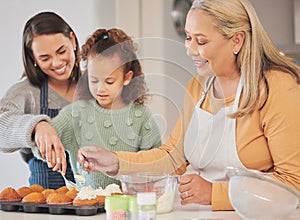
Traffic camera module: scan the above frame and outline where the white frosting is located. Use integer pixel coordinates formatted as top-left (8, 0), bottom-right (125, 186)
top-left (75, 184), bottom-right (122, 200)
top-left (157, 189), bottom-right (174, 213)
top-left (95, 187), bottom-right (111, 196)
top-left (104, 183), bottom-right (122, 194)
top-left (75, 186), bottom-right (97, 200)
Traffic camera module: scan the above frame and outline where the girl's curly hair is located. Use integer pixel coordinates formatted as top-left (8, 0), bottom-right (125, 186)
top-left (79, 28), bottom-right (148, 105)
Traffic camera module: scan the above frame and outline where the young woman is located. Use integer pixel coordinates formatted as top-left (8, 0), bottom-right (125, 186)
top-left (0, 11), bottom-right (81, 189)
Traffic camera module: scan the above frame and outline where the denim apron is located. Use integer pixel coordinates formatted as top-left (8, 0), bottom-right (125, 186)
top-left (184, 76), bottom-right (247, 182)
top-left (28, 79), bottom-right (75, 189)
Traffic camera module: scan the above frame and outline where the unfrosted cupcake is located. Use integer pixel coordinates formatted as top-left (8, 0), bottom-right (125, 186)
top-left (16, 186), bottom-right (33, 199)
top-left (56, 186), bottom-right (69, 194)
top-left (65, 188), bottom-right (78, 200)
top-left (41, 189), bottom-right (56, 199)
top-left (0, 187), bottom-right (21, 202)
top-left (22, 192), bottom-right (46, 204)
top-left (46, 192), bottom-right (72, 205)
top-left (30, 184), bottom-right (44, 193)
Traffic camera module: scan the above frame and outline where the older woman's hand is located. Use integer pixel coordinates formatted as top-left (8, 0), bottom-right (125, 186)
top-left (178, 173), bottom-right (212, 205)
top-left (78, 146), bottom-right (119, 176)
top-left (34, 121), bottom-right (67, 174)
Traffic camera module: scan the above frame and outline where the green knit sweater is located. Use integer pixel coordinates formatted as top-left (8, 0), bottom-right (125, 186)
top-left (34, 99), bottom-right (161, 189)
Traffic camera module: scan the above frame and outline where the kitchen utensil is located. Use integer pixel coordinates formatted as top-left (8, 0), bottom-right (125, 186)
top-left (74, 164), bottom-right (86, 184)
top-left (117, 172), bottom-right (179, 214)
top-left (227, 167), bottom-right (300, 220)
top-left (59, 171), bottom-right (78, 190)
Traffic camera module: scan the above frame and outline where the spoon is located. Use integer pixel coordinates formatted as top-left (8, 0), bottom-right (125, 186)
top-left (74, 163), bottom-right (86, 184)
top-left (59, 170), bottom-right (79, 190)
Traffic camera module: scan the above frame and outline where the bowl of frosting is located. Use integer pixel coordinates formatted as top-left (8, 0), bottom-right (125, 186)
top-left (117, 172), bottom-right (179, 213)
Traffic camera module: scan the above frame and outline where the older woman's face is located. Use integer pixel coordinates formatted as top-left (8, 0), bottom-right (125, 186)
top-left (184, 9), bottom-right (237, 77)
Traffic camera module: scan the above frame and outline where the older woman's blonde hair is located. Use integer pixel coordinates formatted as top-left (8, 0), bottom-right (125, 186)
top-left (191, 0), bottom-right (300, 117)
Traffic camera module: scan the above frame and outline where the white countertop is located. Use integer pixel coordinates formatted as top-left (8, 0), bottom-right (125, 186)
top-left (0, 207), bottom-right (237, 220)
top-left (1, 197), bottom-right (300, 220)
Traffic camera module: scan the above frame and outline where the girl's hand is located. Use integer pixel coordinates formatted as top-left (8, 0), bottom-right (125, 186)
top-left (178, 174), bottom-right (212, 205)
top-left (78, 146), bottom-right (119, 176)
top-left (34, 121), bottom-right (67, 174)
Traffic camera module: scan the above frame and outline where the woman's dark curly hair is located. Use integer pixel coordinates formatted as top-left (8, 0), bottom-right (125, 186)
top-left (80, 28), bottom-right (148, 105)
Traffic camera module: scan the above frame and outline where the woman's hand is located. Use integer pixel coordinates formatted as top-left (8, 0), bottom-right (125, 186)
top-left (178, 174), bottom-right (212, 205)
top-left (34, 121), bottom-right (67, 174)
top-left (78, 146), bottom-right (119, 176)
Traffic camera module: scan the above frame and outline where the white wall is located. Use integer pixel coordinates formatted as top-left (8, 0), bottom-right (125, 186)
top-left (249, 0), bottom-right (300, 57)
top-left (0, 0), bottom-right (116, 189)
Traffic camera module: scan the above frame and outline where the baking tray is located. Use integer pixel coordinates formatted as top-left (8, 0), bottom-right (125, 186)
top-left (0, 201), bottom-right (105, 216)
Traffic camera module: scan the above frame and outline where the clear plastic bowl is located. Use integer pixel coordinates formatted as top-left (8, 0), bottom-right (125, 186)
top-left (227, 167), bottom-right (300, 220)
top-left (117, 172), bottom-right (179, 214)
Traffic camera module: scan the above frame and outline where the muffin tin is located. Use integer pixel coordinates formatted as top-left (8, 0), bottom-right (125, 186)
top-left (0, 201), bottom-right (105, 216)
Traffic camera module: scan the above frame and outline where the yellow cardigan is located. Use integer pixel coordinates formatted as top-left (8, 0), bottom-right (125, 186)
top-left (116, 70), bottom-right (300, 210)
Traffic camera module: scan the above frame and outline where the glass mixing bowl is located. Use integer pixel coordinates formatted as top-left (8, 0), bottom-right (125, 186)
top-left (117, 172), bottom-right (179, 214)
top-left (227, 167), bottom-right (300, 220)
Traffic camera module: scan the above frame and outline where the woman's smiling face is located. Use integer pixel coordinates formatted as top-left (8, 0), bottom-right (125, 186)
top-left (184, 9), bottom-right (237, 77)
top-left (31, 33), bottom-right (76, 83)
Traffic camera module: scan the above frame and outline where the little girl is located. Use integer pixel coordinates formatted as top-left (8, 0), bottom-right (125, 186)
top-left (34, 28), bottom-right (162, 189)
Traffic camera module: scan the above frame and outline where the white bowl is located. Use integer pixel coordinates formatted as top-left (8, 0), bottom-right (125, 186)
top-left (228, 168), bottom-right (299, 220)
top-left (117, 172), bottom-right (179, 214)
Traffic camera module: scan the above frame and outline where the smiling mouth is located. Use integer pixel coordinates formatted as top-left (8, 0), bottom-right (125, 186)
top-left (194, 60), bottom-right (208, 67)
top-left (53, 66), bottom-right (67, 75)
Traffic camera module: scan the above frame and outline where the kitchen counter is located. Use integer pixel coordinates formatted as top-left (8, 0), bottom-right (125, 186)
top-left (0, 206), bottom-right (240, 220)
top-left (1, 197), bottom-right (300, 220)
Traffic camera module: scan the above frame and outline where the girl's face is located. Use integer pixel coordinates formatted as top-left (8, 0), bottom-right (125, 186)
top-left (184, 9), bottom-right (238, 77)
top-left (88, 54), bottom-right (133, 109)
top-left (31, 33), bottom-right (76, 83)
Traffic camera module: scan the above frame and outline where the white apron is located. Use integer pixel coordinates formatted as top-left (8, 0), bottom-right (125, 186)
top-left (184, 76), bottom-right (247, 181)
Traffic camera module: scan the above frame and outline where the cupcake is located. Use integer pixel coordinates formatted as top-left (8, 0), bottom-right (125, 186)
top-left (73, 186), bottom-right (98, 206)
top-left (0, 187), bottom-right (21, 202)
top-left (46, 192), bottom-right (72, 205)
top-left (104, 183), bottom-right (122, 195)
top-left (56, 186), bottom-right (69, 194)
top-left (22, 192), bottom-right (46, 204)
top-left (95, 184), bottom-right (122, 203)
top-left (65, 188), bottom-right (78, 200)
top-left (30, 184), bottom-right (44, 193)
top-left (16, 186), bottom-right (33, 198)
top-left (41, 189), bottom-right (56, 199)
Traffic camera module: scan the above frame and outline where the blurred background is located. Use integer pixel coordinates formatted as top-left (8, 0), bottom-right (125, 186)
top-left (0, 0), bottom-right (299, 189)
